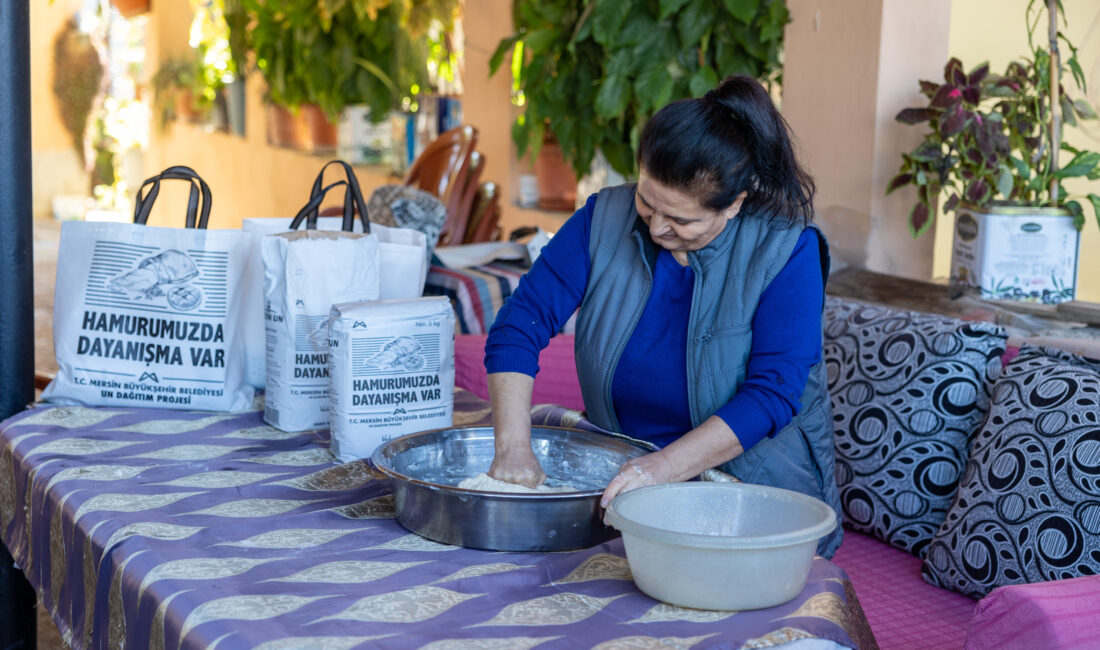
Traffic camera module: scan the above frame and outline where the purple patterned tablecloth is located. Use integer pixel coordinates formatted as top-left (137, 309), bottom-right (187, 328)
top-left (0, 390), bottom-right (876, 649)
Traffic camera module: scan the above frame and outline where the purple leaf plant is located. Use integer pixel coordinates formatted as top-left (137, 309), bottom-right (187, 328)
top-left (888, 2), bottom-right (1100, 237)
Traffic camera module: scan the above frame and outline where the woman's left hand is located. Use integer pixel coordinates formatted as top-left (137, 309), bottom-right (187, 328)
top-left (600, 451), bottom-right (680, 509)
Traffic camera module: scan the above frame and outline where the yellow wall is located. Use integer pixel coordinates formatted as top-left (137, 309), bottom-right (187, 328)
top-left (938, 0), bottom-right (1100, 301)
top-left (459, 0), bottom-right (513, 217)
top-left (30, 0), bottom-right (90, 217)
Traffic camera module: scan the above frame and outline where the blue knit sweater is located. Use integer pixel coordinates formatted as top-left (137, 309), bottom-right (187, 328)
top-left (485, 194), bottom-right (824, 451)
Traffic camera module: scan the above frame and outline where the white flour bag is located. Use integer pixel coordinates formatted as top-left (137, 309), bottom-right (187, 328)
top-left (43, 166), bottom-right (255, 412)
top-left (262, 167), bottom-right (382, 432)
top-left (241, 161), bottom-right (429, 389)
top-left (328, 296), bottom-right (455, 461)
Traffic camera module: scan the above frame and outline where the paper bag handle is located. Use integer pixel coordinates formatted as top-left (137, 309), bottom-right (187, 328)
top-left (133, 165), bottom-right (212, 229)
top-left (288, 180), bottom-right (359, 232)
top-left (289, 160), bottom-right (371, 234)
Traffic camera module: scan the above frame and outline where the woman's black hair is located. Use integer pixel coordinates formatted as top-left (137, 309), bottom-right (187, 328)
top-left (638, 75), bottom-right (815, 226)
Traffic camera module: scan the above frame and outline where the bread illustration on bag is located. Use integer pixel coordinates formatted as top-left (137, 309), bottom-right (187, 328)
top-left (363, 336), bottom-right (426, 371)
top-left (108, 249), bottom-right (203, 310)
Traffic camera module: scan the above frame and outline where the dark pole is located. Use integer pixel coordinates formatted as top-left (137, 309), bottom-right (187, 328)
top-left (0, 0), bottom-right (39, 648)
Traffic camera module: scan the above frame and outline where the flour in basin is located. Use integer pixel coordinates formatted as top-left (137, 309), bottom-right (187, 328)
top-left (457, 473), bottom-right (577, 493)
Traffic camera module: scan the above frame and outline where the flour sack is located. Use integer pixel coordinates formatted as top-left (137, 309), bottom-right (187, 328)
top-left (262, 230), bottom-right (381, 432)
top-left (328, 297), bottom-right (455, 461)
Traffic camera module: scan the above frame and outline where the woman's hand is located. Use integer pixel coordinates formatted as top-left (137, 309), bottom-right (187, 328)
top-left (600, 451), bottom-right (680, 508)
top-left (488, 444), bottom-right (547, 488)
top-left (600, 417), bottom-right (746, 510)
top-left (487, 372), bottom-right (543, 487)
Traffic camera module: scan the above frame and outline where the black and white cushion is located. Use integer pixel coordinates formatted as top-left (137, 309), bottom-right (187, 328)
top-left (824, 297), bottom-right (1006, 556)
top-left (367, 184), bottom-right (447, 255)
top-left (921, 346), bottom-right (1100, 598)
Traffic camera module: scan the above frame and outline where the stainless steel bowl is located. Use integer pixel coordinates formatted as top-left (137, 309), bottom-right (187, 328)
top-left (371, 425), bottom-right (653, 551)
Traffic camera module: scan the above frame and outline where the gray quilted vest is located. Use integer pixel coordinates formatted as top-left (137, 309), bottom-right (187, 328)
top-left (575, 184), bottom-right (843, 557)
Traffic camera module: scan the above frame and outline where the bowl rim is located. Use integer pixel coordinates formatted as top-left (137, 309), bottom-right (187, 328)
top-left (604, 482), bottom-right (837, 549)
top-left (370, 424), bottom-right (652, 498)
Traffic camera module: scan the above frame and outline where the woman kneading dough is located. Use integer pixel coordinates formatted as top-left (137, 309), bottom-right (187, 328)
top-left (484, 75), bottom-right (843, 557)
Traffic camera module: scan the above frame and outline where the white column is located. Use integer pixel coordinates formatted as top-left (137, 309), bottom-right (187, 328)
top-left (782, 0), bottom-right (951, 280)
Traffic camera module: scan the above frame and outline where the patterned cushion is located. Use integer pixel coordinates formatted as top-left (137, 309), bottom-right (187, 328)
top-left (367, 184), bottom-right (447, 254)
top-left (824, 297), bottom-right (1006, 556)
top-left (922, 346), bottom-right (1100, 598)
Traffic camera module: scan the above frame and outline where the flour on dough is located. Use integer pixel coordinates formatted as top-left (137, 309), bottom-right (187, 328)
top-left (457, 473), bottom-right (575, 493)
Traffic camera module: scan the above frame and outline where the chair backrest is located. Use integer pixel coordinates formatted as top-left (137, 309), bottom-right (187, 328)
top-left (403, 125), bottom-right (478, 238)
top-left (437, 150), bottom-right (484, 246)
top-left (463, 181), bottom-right (502, 243)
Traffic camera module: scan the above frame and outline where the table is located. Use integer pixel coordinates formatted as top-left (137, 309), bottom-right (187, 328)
top-left (0, 390), bottom-right (876, 649)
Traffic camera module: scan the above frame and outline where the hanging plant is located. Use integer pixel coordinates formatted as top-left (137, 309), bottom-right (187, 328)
top-left (52, 17), bottom-right (105, 166)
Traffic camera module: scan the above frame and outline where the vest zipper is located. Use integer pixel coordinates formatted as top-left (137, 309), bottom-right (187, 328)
top-left (686, 253), bottom-right (704, 427)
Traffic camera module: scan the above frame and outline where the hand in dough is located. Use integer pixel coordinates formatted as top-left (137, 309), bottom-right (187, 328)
top-left (488, 445), bottom-right (547, 488)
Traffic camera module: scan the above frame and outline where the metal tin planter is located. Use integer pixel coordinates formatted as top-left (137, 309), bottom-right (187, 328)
top-left (950, 203), bottom-right (1079, 304)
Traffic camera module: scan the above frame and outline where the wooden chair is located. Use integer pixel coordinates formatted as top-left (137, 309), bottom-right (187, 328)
top-left (463, 181), bottom-right (502, 243)
top-left (440, 150), bottom-right (484, 245)
top-left (403, 125), bottom-right (478, 245)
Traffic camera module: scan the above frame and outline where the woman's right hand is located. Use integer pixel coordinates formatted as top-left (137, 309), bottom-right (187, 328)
top-left (488, 443), bottom-right (547, 488)
top-left (487, 372), bottom-right (544, 487)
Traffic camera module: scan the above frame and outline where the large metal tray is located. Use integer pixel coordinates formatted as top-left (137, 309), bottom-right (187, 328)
top-left (371, 425), bottom-right (652, 551)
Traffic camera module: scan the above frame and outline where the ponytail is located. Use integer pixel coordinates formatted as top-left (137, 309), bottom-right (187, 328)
top-left (638, 75), bottom-right (815, 226)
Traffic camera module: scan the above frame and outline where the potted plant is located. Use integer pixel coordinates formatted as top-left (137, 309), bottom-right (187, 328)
top-left (240, 0), bottom-right (458, 152)
top-left (888, 1), bottom-right (1100, 303)
top-left (189, 0), bottom-right (246, 135)
top-left (489, 0), bottom-right (790, 183)
top-left (110, 0), bottom-right (150, 18)
top-left (151, 56), bottom-right (215, 130)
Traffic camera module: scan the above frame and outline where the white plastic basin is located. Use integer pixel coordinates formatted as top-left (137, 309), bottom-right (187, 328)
top-left (605, 482), bottom-right (837, 611)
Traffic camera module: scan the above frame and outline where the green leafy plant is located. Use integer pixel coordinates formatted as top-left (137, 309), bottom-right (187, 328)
top-left (221, 0), bottom-right (250, 77)
top-left (888, 0), bottom-right (1100, 237)
top-left (150, 1), bottom-right (245, 131)
top-left (490, 0), bottom-right (790, 179)
top-left (240, 0), bottom-right (459, 120)
top-left (151, 55), bottom-right (213, 129)
top-left (52, 17), bottom-right (104, 163)
top-left (190, 0), bottom-right (238, 97)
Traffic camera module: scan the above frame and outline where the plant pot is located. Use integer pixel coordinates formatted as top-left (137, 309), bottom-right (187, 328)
top-left (110, 0), bottom-right (150, 18)
top-left (266, 104), bottom-right (338, 152)
top-left (225, 79), bottom-right (246, 137)
top-left (176, 89), bottom-right (200, 123)
top-left (535, 138), bottom-right (577, 212)
top-left (301, 104), bottom-right (338, 153)
top-left (266, 104), bottom-right (308, 149)
top-left (950, 203), bottom-right (1080, 304)
top-left (207, 90), bottom-right (229, 132)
